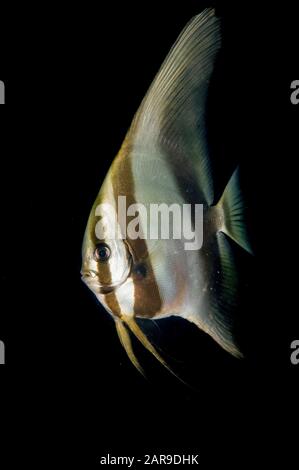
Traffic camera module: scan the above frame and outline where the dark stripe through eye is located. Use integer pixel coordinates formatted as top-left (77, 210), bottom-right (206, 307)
top-left (94, 243), bottom-right (111, 262)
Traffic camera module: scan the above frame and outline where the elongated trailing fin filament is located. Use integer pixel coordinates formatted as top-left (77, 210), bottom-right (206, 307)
top-left (122, 316), bottom-right (187, 385)
top-left (115, 319), bottom-right (145, 377)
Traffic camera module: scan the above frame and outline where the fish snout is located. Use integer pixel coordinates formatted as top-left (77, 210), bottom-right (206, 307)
top-left (81, 270), bottom-right (116, 295)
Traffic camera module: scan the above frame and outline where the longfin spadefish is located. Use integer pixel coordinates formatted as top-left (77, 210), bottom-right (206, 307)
top-left (217, 167), bottom-right (253, 254)
top-left (129, 8), bottom-right (221, 205)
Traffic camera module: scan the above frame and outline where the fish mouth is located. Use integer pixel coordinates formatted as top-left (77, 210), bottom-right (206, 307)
top-left (81, 265), bottom-right (131, 295)
top-left (81, 272), bottom-right (116, 294)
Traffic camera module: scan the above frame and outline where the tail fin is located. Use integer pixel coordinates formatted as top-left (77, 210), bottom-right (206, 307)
top-left (216, 167), bottom-right (253, 254)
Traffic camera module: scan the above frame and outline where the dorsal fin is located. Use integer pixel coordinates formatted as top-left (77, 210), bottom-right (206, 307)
top-left (129, 8), bottom-right (222, 205)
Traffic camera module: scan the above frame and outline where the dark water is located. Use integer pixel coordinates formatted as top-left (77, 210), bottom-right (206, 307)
top-left (0, 1), bottom-right (298, 467)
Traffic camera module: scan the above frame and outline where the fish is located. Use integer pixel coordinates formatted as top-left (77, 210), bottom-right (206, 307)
top-left (81, 8), bottom-right (253, 378)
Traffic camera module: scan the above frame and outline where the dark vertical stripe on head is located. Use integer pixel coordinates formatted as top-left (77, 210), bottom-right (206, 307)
top-left (86, 192), bottom-right (114, 287)
top-left (86, 177), bottom-right (122, 317)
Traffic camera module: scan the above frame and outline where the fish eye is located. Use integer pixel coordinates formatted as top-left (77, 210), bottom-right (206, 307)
top-left (94, 243), bottom-right (111, 263)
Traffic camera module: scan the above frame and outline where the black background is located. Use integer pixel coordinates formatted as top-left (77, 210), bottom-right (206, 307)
top-left (0, 1), bottom-right (298, 467)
